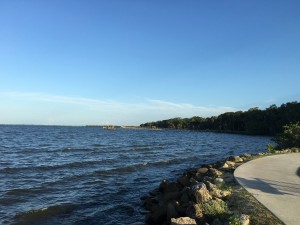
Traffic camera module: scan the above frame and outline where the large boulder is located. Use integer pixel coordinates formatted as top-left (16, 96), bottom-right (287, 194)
top-left (150, 205), bottom-right (167, 224)
top-left (171, 217), bottom-right (197, 225)
top-left (178, 175), bottom-right (191, 187)
top-left (162, 192), bottom-right (181, 203)
top-left (167, 202), bottom-right (179, 222)
top-left (193, 183), bottom-right (212, 204)
top-left (159, 180), bottom-right (180, 193)
top-left (186, 204), bottom-right (203, 219)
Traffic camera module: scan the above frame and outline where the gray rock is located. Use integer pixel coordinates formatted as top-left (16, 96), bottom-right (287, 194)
top-left (228, 156), bottom-right (243, 163)
top-left (220, 162), bottom-right (229, 169)
top-left (240, 214), bottom-right (250, 225)
top-left (205, 181), bottom-right (231, 199)
top-left (150, 205), bottom-right (167, 224)
top-left (197, 167), bottom-right (209, 174)
top-left (214, 178), bottom-right (224, 185)
top-left (194, 183), bottom-right (212, 204)
top-left (159, 180), bottom-right (180, 193)
top-left (171, 217), bottom-right (197, 225)
top-left (243, 153), bottom-right (252, 158)
top-left (209, 168), bottom-right (223, 177)
top-left (225, 160), bottom-right (235, 167)
top-left (178, 176), bottom-right (191, 187)
top-left (180, 191), bottom-right (190, 204)
top-left (167, 202), bottom-right (179, 222)
top-left (186, 203), bottom-right (203, 219)
top-left (162, 192), bottom-right (181, 203)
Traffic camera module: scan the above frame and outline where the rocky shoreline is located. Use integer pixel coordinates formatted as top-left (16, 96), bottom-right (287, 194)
top-left (138, 148), bottom-right (299, 225)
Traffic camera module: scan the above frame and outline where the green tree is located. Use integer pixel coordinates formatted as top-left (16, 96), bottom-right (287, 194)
top-left (273, 122), bottom-right (300, 149)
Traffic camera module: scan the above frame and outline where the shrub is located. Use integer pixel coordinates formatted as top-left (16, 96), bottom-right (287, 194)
top-left (229, 215), bottom-right (241, 225)
top-left (201, 199), bottom-right (231, 220)
top-left (266, 143), bottom-right (276, 153)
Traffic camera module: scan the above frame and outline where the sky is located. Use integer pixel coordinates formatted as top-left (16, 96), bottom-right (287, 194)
top-left (0, 0), bottom-right (300, 126)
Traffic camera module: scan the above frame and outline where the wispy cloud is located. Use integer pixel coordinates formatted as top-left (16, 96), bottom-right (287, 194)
top-left (0, 92), bottom-right (240, 125)
top-left (2, 91), bottom-right (110, 106)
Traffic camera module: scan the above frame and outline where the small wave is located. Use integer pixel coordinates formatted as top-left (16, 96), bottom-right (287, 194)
top-left (62, 147), bottom-right (90, 152)
top-left (14, 204), bottom-right (76, 224)
top-left (6, 186), bottom-right (54, 196)
top-left (1, 159), bottom-right (117, 173)
top-left (95, 156), bottom-right (199, 175)
top-left (99, 203), bottom-right (135, 216)
top-left (92, 143), bottom-right (105, 147)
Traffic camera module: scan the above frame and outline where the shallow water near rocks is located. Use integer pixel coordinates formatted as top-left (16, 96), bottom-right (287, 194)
top-left (0, 125), bottom-right (272, 225)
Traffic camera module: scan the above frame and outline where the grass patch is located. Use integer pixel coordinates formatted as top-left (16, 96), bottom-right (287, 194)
top-left (227, 183), bottom-right (283, 225)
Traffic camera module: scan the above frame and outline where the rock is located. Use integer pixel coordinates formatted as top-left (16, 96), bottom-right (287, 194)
top-left (195, 167), bottom-right (209, 181)
top-left (225, 160), bottom-right (235, 167)
top-left (222, 173), bottom-right (235, 184)
top-left (209, 168), bottom-right (223, 177)
top-left (150, 205), bottom-right (167, 224)
top-left (176, 202), bottom-right (191, 215)
top-left (167, 202), bottom-right (179, 222)
top-left (180, 191), bottom-right (190, 204)
top-left (228, 156), bottom-right (243, 163)
top-left (159, 180), bottom-right (180, 193)
top-left (197, 167), bottom-right (209, 174)
top-left (240, 214), bottom-right (250, 225)
top-left (243, 153), bottom-right (251, 158)
top-left (178, 176), bottom-right (191, 187)
top-left (220, 162), bottom-right (229, 169)
top-left (204, 181), bottom-right (216, 191)
top-left (189, 178), bottom-right (199, 186)
top-left (186, 203), bottom-right (203, 219)
top-left (194, 183), bottom-right (212, 204)
top-left (211, 218), bottom-right (223, 225)
top-left (159, 180), bottom-right (170, 192)
top-left (171, 217), bottom-right (197, 225)
top-left (162, 192), bottom-right (181, 203)
top-left (205, 181), bottom-right (231, 199)
top-left (214, 178), bottom-right (224, 185)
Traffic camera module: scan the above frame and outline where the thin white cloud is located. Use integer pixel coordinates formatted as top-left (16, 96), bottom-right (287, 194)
top-left (2, 91), bottom-right (110, 106)
top-left (0, 92), bottom-right (240, 125)
top-left (148, 99), bottom-right (239, 114)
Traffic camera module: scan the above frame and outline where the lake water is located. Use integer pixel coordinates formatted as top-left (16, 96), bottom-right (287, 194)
top-left (0, 125), bottom-right (272, 225)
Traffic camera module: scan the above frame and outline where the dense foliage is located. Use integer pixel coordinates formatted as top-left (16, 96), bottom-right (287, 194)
top-left (273, 122), bottom-right (300, 149)
top-left (140, 102), bottom-right (300, 135)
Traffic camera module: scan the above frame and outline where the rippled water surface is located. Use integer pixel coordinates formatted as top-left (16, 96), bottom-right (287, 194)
top-left (0, 125), bottom-right (272, 224)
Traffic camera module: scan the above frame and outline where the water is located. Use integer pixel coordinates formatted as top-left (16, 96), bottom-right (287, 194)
top-left (0, 125), bottom-right (272, 225)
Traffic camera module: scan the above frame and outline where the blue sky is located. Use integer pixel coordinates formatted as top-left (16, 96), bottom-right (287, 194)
top-left (0, 1), bottom-right (300, 125)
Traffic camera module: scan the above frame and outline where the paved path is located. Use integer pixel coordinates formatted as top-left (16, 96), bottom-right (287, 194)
top-left (234, 153), bottom-right (300, 225)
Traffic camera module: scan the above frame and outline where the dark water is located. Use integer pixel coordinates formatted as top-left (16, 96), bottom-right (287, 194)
top-left (0, 125), bottom-right (272, 225)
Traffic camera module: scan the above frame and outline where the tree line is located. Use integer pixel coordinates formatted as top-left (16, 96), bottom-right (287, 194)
top-left (140, 101), bottom-right (300, 135)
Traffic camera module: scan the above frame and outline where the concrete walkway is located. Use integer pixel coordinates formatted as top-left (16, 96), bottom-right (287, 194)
top-left (234, 153), bottom-right (300, 225)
